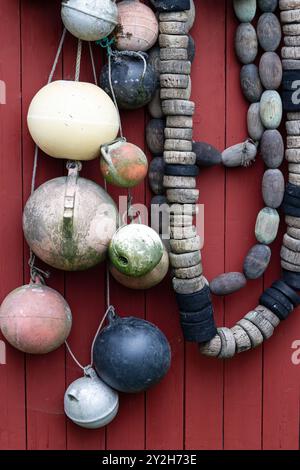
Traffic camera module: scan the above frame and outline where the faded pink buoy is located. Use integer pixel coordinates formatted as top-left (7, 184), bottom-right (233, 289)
top-left (0, 279), bottom-right (72, 354)
top-left (115, 0), bottom-right (159, 52)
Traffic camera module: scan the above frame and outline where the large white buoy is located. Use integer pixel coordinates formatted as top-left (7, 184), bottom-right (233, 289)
top-left (27, 81), bottom-right (119, 161)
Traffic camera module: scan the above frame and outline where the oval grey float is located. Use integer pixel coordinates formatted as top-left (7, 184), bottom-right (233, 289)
top-left (235, 23), bottom-right (258, 64)
top-left (259, 52), bottom-right (282, 90)
top-left (262, 169), bottom-right (285, 208)
top-left (259, 90), bottom-right (282, 129)
top-left (243, 244), bottom-right (271, 279)
top-left (240, 64), bottom-right (263, 103)
top-left (257, 13), bottom-right (282, 52)
top-left (260, 129), bottom-right (284, 168)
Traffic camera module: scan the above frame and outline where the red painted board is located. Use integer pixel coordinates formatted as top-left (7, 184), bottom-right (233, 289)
top-left (21, 0), bottom-right (67, 450)
top-left (185, 0), bottom-right (226, 451)
top-left (0, 0), bottom-right (26, 450)
top-left (223, 3), bottom-right (263, 450)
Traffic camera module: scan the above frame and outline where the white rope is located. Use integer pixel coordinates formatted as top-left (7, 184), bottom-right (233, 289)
top-left (65, 305), bottom-right (114, 372)
top-left (108, 53), bottom-right (124, 138)
top-left (48, 27), bottom-right (67, 85)
top-left (104, 179), bottom-right (112, 309)
top-left (75, 39), bottom-right (82, 81)
top-left (65, 341), bottom-right (86, 371)
top-left (89, 42), bottom-right (98, 86)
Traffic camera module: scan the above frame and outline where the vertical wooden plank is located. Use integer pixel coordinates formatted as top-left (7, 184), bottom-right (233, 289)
top-left (106, 109), bottom-right (146, 451)
top-left (21, 0), bottom-right (67, 450)
top-left (62, 37), bottom-right (106, 450)
top-left (263, 227), bottom-right (300, 449)
top-left (145, 277), bottom-right (184, 450)
top-left (224, 1), bottom-right (263, 450)
top-left (0, 0), bottom-right (26, 450)
top-left (184, 0), bottom-right (226, 450)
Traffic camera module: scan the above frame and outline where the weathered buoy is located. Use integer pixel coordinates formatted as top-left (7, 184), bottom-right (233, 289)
top-left (146, 118), bottom-right (165, 155)
top-left (100, 140), bottom-right (148, 188)
top-left (148, 89), bottom-right (164, 118)
top-left (199, 334), bottom-right (222, 357)
top-left (93, 311), bottom-right (171, 393)
top-left (262, 169), bottom-right (285, 208)
top-left (272, 280), bottom-right (300, 307)
top-left (260, 129), bottom-right (284, 168)
top-left (150, 0), bottom-right (191, 12)
top-left (247, 103), bottom-right (265, 142)
top-left (259, 52), bottom-right (282, 90)
top-left (233, 0), bottom-right (256, 22)
top-left (258, 0), bottom-right (277, 12)
top-left (193, 141), bottom-right (222, 167)
top-left (255, 304), bottom-right (280, 327)
top-left (109, 223), bottom-right (164, 277)
top-left (148, 47), bottom-right (161, 75)
top-left (61, 0), bottom-right (118, 41)
top-left (210, 272), bottom-right (247, 296)
top-left (0, 280), bottom-right (72, 354)
top-left (110, 247), bottom-right (169, 290)
top-left (243, 244), bottom-right (271, 279)
top-left (218, 328), bottom-right (236, 359)
top-left (222, 140), bottom-right (257, 167)
top-left (115, 0), bottom-right (159, 52)
top-left (169, 250), bottom-right (201, 269)
top-left (149, 157), bottom-right (165, 195)
top-left (27, 81), bottom-right (119, 161)
top-left (100, 54), bottom-right (157, 109)
top-left (255, 207), bottom-right (280, 245)
top-left (260, 287), bottom-right (293, 320)
top-left (240, 64), bottom-right (263, 103)
top-left (231, 325), bottom-right (251, 353)
top-left (185, 0), bottom-right (195, 31)
top-left (235, 23), bottom-right (258, 64)
top-left (23, 166), bottom-right (118, 271)
top-left (64, 368), bottom-right (119, 429)
top-left (257, 13), bottom-right (282, 52)
top-left (282, 269), bottom-right (300, 290)
top-left (259, 90), bottom-right (282, 129)
top-left (237, 319), bottom-right (264, 348)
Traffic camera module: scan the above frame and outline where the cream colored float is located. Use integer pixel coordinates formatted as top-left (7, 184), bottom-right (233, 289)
top-left (27, 81), bottom-right (119, 161)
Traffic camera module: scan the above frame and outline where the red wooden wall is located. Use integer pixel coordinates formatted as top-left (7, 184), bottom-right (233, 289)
top-left (0, 0), bottom-right (300, 451)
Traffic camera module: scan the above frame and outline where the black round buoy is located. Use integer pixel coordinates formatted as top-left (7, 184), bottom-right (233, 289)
top-left (100, 54), bottom-right (158, 110)
top-left (150, 0), bottom-right (191, 12)
top-left (93, 311), bottom-right (171, 393)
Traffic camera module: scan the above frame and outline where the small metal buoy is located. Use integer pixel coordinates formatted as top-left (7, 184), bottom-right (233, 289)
top-left (64, 367), bottom-right (119, 429)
